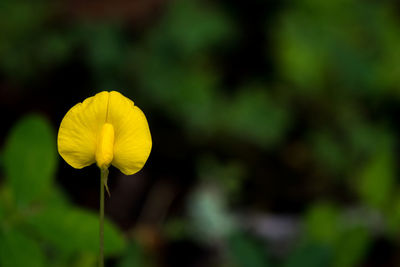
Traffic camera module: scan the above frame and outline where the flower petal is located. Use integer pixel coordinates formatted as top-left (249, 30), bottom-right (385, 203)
top-left (57, 91), bottom-right (108, 168)
top-left (108, 91), bottom-right (152, 175)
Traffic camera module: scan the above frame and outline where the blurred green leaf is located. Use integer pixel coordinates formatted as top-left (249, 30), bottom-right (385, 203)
top-left (228, 231), bottom-right (271, 267)
top-left (0, 227), bottom-right (45, 267)
top-left (0, 1), bottom-right (50, 79)
top-left (311, 130), bottom-right (348, 174)
top-left (27, 207), bottom-right (125, 256)
top-left (386, 195), bottom-right (400, 235)
top-left (44, 187), bottom-right (71, 209)
top-left (227, 232), bottom-right (273, 267)
top-left (3, 114), bottom-right (57, 206)
top-left (130, 0), bottom-right (236, 139)
top-left (333, 226), bottom-right (371, 267)
top-left (76, 23), bottom-right (127, 88)
top-left (222, 87), bottom-right (290, 148)
top-left (117, 240), bottom-right (150, 267)
top-left (0, 1), bottom-right (47, 38)
top-left (0, 150), bottom-right (3, 168)
top-left (0, 187), bottom-right (14, 225)
top-left (284, 242), bottom-right (331, 267)
top-left (175, 69), bottom-right (219, 133)
top-left (37, 32), bottom-right (74, 66)
top-left (274, 0), bottom-right (400, 94)
top-left (133, 50), bottom-right (220, 135)
top-left (155, 0), bottom-right (234, 57)
top-left (274, 13), bottom-right (326, 91)
top-left (305, 202), bottom-right (340, 245)
top-left (73, 253), bottom-right (97, 267)
top-left (357, 136), bottom-right (395, 209)
top-left (305, 204), bottom-right (371, 267)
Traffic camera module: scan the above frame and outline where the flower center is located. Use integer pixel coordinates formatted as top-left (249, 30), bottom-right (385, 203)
top-left (96, 123), bottom-right (115, 169)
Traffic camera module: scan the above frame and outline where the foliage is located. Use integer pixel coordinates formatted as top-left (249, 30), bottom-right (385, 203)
top-left (0, 115), bottom-right (125, 267)
top-left (2, 0), bottom-right (400, 266)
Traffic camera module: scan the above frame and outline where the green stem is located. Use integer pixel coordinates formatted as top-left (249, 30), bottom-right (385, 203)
top-left (99, 168), bottom-right (108, 267)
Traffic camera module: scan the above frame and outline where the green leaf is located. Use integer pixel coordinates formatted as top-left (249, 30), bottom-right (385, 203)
top-left (117, 241), bottom-right (149, 267)
top-left (227, 231), bottom-right (271, 267)
top-left (310, 131), bottom-right (348, 175)
top-left (386, 195), bottom-right (400, 234)
top-left (304, 204), bottom-right (371, 267)
top-left (305, 202), bottom-right (340, 245)
top-left (3, 114), bottom-right (57, 206)
top-left (0, 203), bottom-right (3, 220)
top-left (284, 242), bottom-right (331, 267)
top-left (0, 2), bottom-right (49, 80)
top-left (222, 87), bottom-right (290, 148)
top-left (159, 0), bottom-right (234, 57)
top-left (27, 206), bottom-right (125, 256)
top-left (357, 136), bottom-right (395, 209)
top-left (274, 1), bottom-right (400, 93)
top-left (72, 253), bottom-right (98, 267)
top-left (333, 226), bottom-right (371, 267)
top-left (0, 227), bottom-right (45, 267)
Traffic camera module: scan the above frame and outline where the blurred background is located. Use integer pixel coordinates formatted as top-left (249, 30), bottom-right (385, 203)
top-left (1, 0), bottom-right (400, 266)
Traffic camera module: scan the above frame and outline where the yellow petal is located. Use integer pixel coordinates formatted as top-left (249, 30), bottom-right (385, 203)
top-left (57, 91), bottom-right (108, 169)
top-left (108, 91), bottom-right (152, 175)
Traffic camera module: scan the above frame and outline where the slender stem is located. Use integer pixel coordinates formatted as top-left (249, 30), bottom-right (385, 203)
top-left (99, 168), bottom-right (108, 267)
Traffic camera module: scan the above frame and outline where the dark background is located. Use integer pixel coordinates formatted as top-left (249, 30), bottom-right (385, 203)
top-left (1, 0), bottom-right (400, 266)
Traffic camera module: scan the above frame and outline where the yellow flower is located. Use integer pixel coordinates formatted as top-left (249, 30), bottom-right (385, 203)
top-left (57, 91), bottom-right (152, 175)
